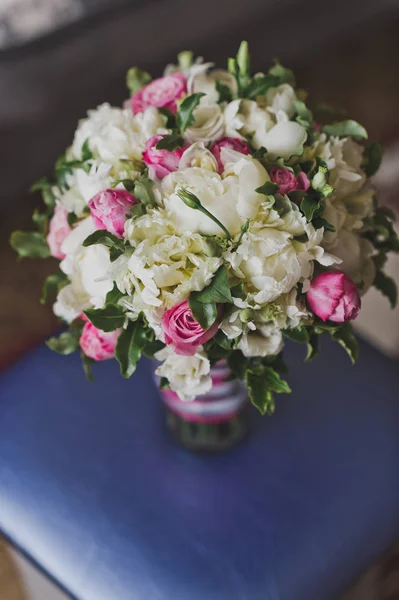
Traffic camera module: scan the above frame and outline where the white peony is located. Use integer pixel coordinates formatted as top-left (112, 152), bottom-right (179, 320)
top-left (155, 347), bottom-right (212, 401)
top-left (184, 104), bottom-right (225, 144)
top-left (265, 84), bottom-right (297, 118)
top-left (258, 120), bottom-right (308, 159)
top-left (71, 104), bottom-right (166, 164)
top-left (316, 134), bottom-right (366, 197)
top-left (160, 153), bottom-right (270, 237)
top-left (124, 210), bottom-right (222, 312)
top-left (178, 142), bottom-right (218, 172)
top-left (53, 278), bottom-right (90, 323)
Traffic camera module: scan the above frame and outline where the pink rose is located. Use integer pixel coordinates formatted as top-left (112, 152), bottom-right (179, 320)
top-left (88, 189), bottom-right (137, 238)
top-left (307, 272), bottom-right (361, 323)
top-left (131, 73), bottom-right (187, 115)
top-left (142, 135), bottom-right (186, 179)
top-left (162, 300), bottom-right (220, 356)
top-left (270, 167), bottom-right (310, 195)
top-left (79, 320), bottom-right (120, 361)
top-left (210, 137), bottom-right (250, 173)
top-left (47, 204), bottom-right (71, 260)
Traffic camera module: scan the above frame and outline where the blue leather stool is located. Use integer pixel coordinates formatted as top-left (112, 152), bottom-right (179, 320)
top-left (0, 337), bottom-right (398, 600)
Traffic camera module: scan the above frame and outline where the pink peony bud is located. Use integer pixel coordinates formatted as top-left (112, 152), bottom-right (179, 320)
top-left (162, 299), bottom-right (220, 356)
top-left (88, 189), bottom-right (137, 238)
top-left (270, 167), bottom-right (310, 195)
top-left (79, 321), bottom-right (120, 361)
top-left (210, 137), bottom-right (250, 173)
top-left (131, 73), bottom-right (187, 115)
top-left (142, 135), bottom-right (187, 179)
top-left (47, 204), bottom-right (71, 260)
top-left (307, 272), bottom-right (361, 323)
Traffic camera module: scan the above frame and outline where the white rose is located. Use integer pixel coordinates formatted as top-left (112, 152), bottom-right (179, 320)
top-left (238, 325), bottom-right (283, 358)
top-left (265, 84), bottom-right (297, 118)
top-left (53, 278), bottom-right (90, 323)
top-left (155, 347), bottom-right (212, 401)
top-left (258, 121), bottom-right (307, 158)
top-left (187, 63), bottom-right (237, 105)
top-left (224, 99), bottom-right (274, 142)
top-left (184, 104), bottom-right (225, 143)
top-left (179, 142), bottom-right (218, 172)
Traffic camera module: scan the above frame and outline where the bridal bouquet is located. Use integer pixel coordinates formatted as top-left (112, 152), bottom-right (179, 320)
top-left (11, 42), bottom-right (398, 414)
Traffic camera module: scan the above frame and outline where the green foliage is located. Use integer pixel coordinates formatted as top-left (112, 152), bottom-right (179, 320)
top-left (363, 142), bottom-right (383, 176)
top-left (30, 177), bottom-right (56, 211)
top-left (305, 333), bottom-right (319, 362)
top-left (215, 80), bottom-right (233, 103)
top-left (195, 265), bottom-right (233, 304)
top-left (245, 74), bottom-right (279, 99)
top-left (126, 67), bottom-right (152, 94)
top-left (373, 271), bottom-right (397, 308)
top-left (323, 120), bottom-right (368, 139)
top-left (364, 208), bottom-right (399, 253)
top-left (189, 294), bottom-right (218, 329)
top-left (84, 305), bottom-right (125, 332)
top-left (245, 364), bottom-right (291, 415)
top-left (331, 325), bottom-right (359, 364)
top-left (255, 181), bottom-right (279, 195)
top-left (41, 272), bottom-right (68, 304)
top-left (176, 93), bottom-right (205, 131)
top-left (268, 59), bottom-right (296, 86)
top-left (81, 352), bottom-right (94, 382)
top-left (155, 131), bottom-right (184, 151)
top-left (294, 100), bottom-right (313, 128)
top-left (284, 326), bottom-right (309, 343)
top-left (46, 330), bottom-right (80, 355)
top-left (10, 231), bottom-right (50, 258)
top-left (134, 176), bottom-right (156, 206)
top-left (81, 139), bottom-right (93, 162)
top-left (158, 107), bottom-right (177, 129)
top-left (178, 50), bottom-right (193, 70)
top-left (82, 230), bottom-right (125, 262)
top-left (130, 203), bottom-right (146, 220)
top-left (115, 316), bottom-right (153, 378)
top-left (105, 282), bottom-right (125, 305)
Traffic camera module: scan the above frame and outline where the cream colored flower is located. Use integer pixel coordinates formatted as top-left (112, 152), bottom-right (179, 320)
top-left (155, 347), bottom-right (212, 401)
top-left (184, 104), bottom-right (225, 143)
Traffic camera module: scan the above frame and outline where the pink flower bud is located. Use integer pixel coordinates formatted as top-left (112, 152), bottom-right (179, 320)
top-left (307, 272), bottom-right (361, 323)
top-left (142, 135), bottom-right (186, 179)
top-left (88, 189), bottom-right (137, 238)
top-left (79, 321), bottom-right (120, 361)
top-left (46, 204), bottom-right (71, 260)
top-left (269, 167), bottom-right (310, 195)
top-left (131, 73), bottom-right (187, 115)
top-left (162, 300), bottom-right (220, 356)
top-left (210, 137), bottom-right (250, 173)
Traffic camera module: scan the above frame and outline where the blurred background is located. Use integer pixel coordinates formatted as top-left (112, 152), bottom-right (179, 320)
top-left (0, 1), bottom-right (398, 599)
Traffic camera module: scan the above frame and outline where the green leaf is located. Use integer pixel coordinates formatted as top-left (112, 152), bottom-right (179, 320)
top-left (176, 93), bottom-right (205, 131)
top-left (196, 265), bottom-right (233, 304)
top-left (105, 282), bottom-right (125, 305)
top-left (81, 352), bottom-right (94, 382)
top-left (252, 147), bottom-right (267, 159)
top-left (126, 67), bottom-right (152, 95)
top-left (32, 209), bottom-right (48, 234)
top-left (160, 377), bottom-right (170, 390)
top-left (81, 139), bottom-right (93, 162)
top-left (332, 325), bottom-right (359, 364)
top-left (215, 80), bottom-right (233, 104)
top-left (268, 60), bottom-right (296, 86)
top-left (312, 216), bottom-right (336, 232)
top-left (189, 294), bottom-right (218, 330)
top-left (130, 203), bottom-right (146, 220)
top-left (363, 142), bottom-right (383, 176)
top-left (374, 271), bottom-right (397, 308)
top-left (84, 305), bottom-right (125, 332)
top-left (245, 74), bottom-right (280, 99)
top-left (142, 340), bottom-right (165, 359)
top-left (294, 100), bottom-right (313, 128)
top-left (300, 196), bottom-right (321, 221)
top-left (41, 272), bottom-right (68, 304)
top-left (134, 177), bottom-right (155, 206)
top-left (46, 331), bottom-right (80, 355)
top-left (227, 350), bottom-right (247, 380)
top-left (246, 366), bottom-right (291, 415)
top-left (30, 177), bottom-right (56, 211)
top-left (323, 120), bottom-right (368, 139)
top-left (67, 212), bottom-right (79, 228)
top-left (255, 181), bottom-right (279, 195)
top-left (10, 231), bottom-right (50, 258)
top-left (284, 326), bottom-right (309, 343)
top-left (158, 107), bottom-right (177, 129)
top-left (155, 132), bottom-right (184, 151)
top-left (115, 317), bottom-right (148, 378)
top-left (305, 333), bottom-right (319, 362)
top-left (82, 230), bottom-right (125, 261)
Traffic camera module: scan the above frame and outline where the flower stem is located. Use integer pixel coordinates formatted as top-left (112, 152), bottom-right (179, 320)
top-left (177, 188), bottom-right (232, 240)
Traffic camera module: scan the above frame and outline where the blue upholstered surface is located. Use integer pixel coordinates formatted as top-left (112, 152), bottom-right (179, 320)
top-left (0, 338), bottom-right (398, 600)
